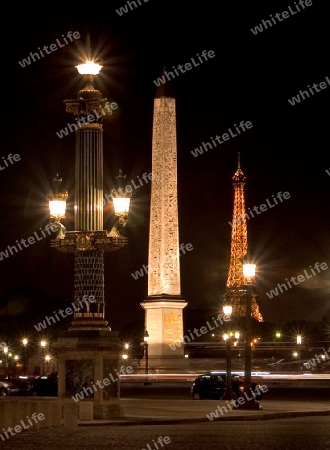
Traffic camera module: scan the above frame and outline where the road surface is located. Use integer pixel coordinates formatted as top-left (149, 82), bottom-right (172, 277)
top-left (120, 379), bottom-right (330, 401)
top-left (3, 417), bottom-right (330, 449)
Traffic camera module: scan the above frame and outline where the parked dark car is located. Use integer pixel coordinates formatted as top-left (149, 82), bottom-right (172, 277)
top-left (27, 372), bottom-right (58, 397)
top-left (0, 379), bottom-right (11, 396)
top-left (190, 372), bottom-right (263, 400)
top-left (0, 376), bottom-right (34, 396)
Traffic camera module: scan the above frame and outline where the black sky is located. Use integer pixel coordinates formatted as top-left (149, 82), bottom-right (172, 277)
top-left (1, 0), bottom-right (330, 340)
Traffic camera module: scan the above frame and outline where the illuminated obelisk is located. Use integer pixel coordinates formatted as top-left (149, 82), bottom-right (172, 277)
top-left (140, 75), bottom-right (187, 366)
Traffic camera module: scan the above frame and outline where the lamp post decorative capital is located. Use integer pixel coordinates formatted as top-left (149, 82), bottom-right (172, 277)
top-left (51, 230), bottom-right (128, 252)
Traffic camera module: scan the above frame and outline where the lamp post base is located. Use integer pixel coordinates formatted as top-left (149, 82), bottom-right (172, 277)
top-left (235, 389), bottom-right (260, 410)
top-left (221, 388), bottom-right (237, 401)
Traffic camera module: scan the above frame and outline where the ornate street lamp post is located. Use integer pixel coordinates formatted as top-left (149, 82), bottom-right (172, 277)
top-left (222, 329), bottom-right (240, 400)
top-left (49, 60), bottom-right (130, 330)
top-left (221, 302), bottom-right (235, 400)
top-left (3, 346), bottom-right (12, 377)
top-left (22, 338), bottom-right (28, 374)
top-left (49, 59), bottom-right (132, 417)
top-left (237, 262), bottom-right (260, 409)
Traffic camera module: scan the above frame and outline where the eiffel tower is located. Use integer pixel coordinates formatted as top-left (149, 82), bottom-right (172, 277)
top-left (225, 153), bottom-right (263, 322)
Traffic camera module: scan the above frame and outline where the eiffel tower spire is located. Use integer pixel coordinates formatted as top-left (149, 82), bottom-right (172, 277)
top-left (225, 153), bottom-right (263, 321)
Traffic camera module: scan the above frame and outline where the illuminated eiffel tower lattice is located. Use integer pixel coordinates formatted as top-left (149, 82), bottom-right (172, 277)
top-left (225, 153), bottom-right (263, 322)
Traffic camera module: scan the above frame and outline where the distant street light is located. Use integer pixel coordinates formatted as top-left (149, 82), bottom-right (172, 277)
top-left (122, 342), bottom-right (129, 360)
top-left (44, 354), bottom-right (51, 374)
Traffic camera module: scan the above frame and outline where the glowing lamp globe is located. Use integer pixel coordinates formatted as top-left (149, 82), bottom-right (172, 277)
top-left (113, 197), bottom-right (130, 215)
top-left (223, 304), bottom-right (232, 317)
top-left (243, 263), bottom-right (256, 279)
top-left (143, 330), bottom-right (149, 343)
top-left (76, 61), bottom-right (102, 75)
top-left (48, 174), bottom-right (68, 221)
top-left (49, 200), bottom-right (67, 219)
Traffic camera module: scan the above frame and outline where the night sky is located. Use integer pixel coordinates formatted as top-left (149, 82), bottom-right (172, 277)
top-left (1, 0), bottom-right (330, 342)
